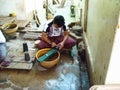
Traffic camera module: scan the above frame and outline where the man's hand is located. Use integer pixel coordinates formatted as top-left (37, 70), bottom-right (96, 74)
top-left (58, 42), bottom-right (64, 50)
top-left (51, 42), bottom-right (57, 48)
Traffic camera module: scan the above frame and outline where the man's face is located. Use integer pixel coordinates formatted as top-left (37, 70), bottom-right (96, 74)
top-left (54, 24), bottom-right (61, 29)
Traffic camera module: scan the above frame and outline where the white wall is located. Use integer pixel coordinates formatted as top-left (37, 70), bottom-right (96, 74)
top-left (0, 0), bottom-right (35, 20)
top-left (105, 12), bottom-right (120, 84)
top-left (86, 0), bottom-right (120, 84)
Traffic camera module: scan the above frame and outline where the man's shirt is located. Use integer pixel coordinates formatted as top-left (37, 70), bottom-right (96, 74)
top-left (0, 30), bottom-right (6, 43)
top-left (43, 20), bottom-right (67, 37)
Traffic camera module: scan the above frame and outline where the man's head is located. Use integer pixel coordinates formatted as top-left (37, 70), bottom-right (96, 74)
top-left (53, 15), bottom-right (65, 28)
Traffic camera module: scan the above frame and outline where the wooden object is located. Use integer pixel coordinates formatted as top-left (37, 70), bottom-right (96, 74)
top-left (0, 16), bottom-right (16, 25)
top-left (23, 32), bottom-right (41, 40)
top-left (53, 0), bottom-right (60, 4)
top-left (69, 32), bottom-right (83, 42)
top-left (17, 27), bottom-right (41, 33)
top-left (0, 39), bottom-right (37, 70)
top-left (1, 62), bottom-right (33, 70)
top-left (46, 0), bottom-right (49, 19)
top-left (33, 10), bottom-right (41, 27)
top-left (15, 20), bottom-right (30, 29)
top-left (48, 6), bottom-right (55, 15)
top-left (59, 0), bottom-right (66, 8)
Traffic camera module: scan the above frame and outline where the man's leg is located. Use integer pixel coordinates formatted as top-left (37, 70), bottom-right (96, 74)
top-left (53, 35), bottom-right (76, 49)
top-left (64, 36), bottom-right (76, 49)
top-left (36, 40), bottom-right (51, 49)
top-left (0, 43), bottom-right (7, 63)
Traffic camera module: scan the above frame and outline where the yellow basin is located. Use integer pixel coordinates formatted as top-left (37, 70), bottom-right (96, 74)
top-left (2, 23), bottom-right (18, 34)
top-left (36, 48), bottom-right (60, 69)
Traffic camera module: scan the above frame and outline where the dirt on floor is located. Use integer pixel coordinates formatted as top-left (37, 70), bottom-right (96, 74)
top-left (0, 54), bottom-right (81, 90)
top-left (0, 33), bottom-right (81, 90)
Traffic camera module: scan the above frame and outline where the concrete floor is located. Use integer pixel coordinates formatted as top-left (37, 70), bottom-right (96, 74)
top-left (0, 30), bottom-right (81, 90)
top-left (0, 40), bottom-right (81, 90)
top-left (0, 1), bottom-right (90, 90)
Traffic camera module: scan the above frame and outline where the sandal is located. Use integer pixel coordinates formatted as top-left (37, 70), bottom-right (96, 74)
top-left (1, 60), bottom-right (11, 67)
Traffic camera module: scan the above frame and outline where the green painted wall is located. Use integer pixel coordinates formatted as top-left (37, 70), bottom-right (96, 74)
top-left (86, 0), bottom-right (120, 84)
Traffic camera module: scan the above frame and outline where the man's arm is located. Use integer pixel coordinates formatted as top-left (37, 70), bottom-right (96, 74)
top-left (42, 32), bottom-right (57, 47)
top-left (41, 32), bottom-right (51, 44)
top-left (58, 30), bottom-right (69, 50)
top-left (62, 30), bottom-right (69, 43)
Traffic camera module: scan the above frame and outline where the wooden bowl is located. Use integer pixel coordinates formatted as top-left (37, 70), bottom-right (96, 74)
top-left (36, 48), bottom-right (60, 68)
top-left (2, 23), bottom-right (18, 34)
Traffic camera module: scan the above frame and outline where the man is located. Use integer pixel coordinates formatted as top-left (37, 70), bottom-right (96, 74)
top-left (36, 15), bottom-right (76, 50)
top-left (0, 29), bottom-right (7, 63)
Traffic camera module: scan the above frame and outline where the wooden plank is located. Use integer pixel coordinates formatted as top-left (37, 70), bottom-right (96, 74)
top-left (1, 62), bottom-right (33, 70)
top-left (53, 0), bottom-right (60, 4)
top-left (0, 16), bottom-right (16, 25)
top-left (0, 39), bottom-right (37, 70)
top-left (15, 20), bottom-right (30, 29)
top-left (33, 10), bottom-right (41, 27)
top-left (23, 32), bottom-right (41, 40)
top-left (46, 0), bottom-right (49, 19)
top-left (59, 0), bottom-right (66, 8)
top-left (48, 5), bottom-right (55, 15)
top-left (69, 32), bottom-right (83, 42)
top-left (17, 27), bottom-right (41, 33)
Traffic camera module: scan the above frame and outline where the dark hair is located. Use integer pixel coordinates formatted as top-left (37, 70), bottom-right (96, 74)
top-left (53, 15), bottom-right (65, 27)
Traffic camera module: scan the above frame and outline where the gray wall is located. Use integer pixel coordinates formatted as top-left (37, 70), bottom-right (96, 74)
top-left (86, 0), bottom-right (120, 84)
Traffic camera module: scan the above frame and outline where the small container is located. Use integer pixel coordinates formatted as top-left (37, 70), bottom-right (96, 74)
top-left (23, 43), bottom-right (28, 52)
top-left (24, 51), bottom-right (30, 61)
top-left (36, 48), bottom-right (60, 68)
top-left (1, 23), bottom-right (18, 34)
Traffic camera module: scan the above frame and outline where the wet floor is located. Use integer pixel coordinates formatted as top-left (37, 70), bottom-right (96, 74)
top-left (0, 0), bottom-right (91, 89)
top-left (0, 52), bottom-right (81, 90)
